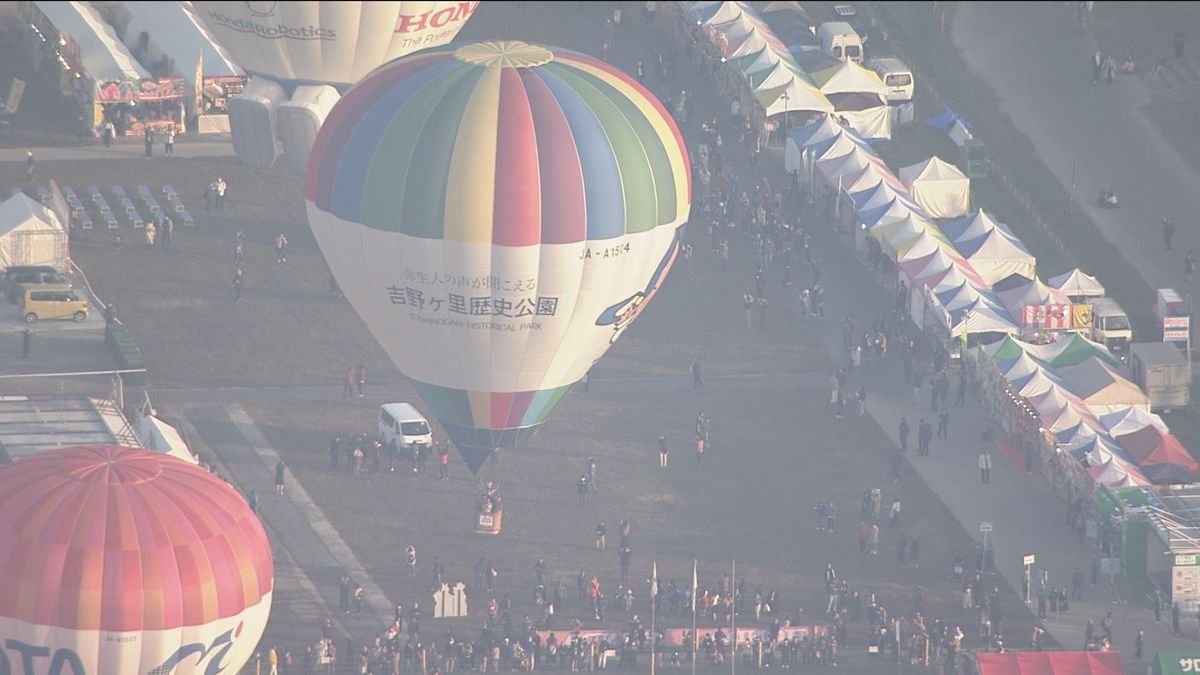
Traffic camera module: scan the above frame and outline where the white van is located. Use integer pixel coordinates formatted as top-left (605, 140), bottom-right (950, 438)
top-left (818, 21), bottom-right (864, 64)
top-left (378, 403), bottom-right (433, 448)
top-left (867, 57), bottom-right (914, 102)
top-left (1089, 297), bottom-right (1133, 355)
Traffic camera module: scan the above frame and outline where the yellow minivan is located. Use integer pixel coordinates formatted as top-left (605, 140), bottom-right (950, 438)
top-left (20, 283), bottom-right (88, 323)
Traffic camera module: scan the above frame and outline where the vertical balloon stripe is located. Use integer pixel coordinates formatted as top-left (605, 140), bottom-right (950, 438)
top-left (336, 61), bottom-right (462, 223)
top-left (506, 390), bottom-right (537, 427)
top-left (307, 53), bottom-right (450, 205)
top-left (534, 67), bottom-right (625, 240)
top-left (489, 392), bottom-right (515, 429)
top-left (563, 58), bottom-right (689, 228)
top-left (467, 389), bottom-right (493, 429)
top-left (560, 52), bottom-right (691, 221)
top-left (444, 64), bottom-right (502, 245)
top-left (492, 68), bottom-right (542, 247)
top-left (521, 69), bottom-right (587, 244)
top-left (544, 62), bottom-right (657, 234)
top-left (400, 68), bottom-right (483, 243)
top-left (522, 385), bottom-right (571, 427)
top-left (359, 63), bottom-right (472, 235)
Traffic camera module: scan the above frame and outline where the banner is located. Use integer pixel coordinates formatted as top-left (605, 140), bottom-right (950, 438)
top-left (5, 78), bottom-right (26, 113)
top-left (536, 625), bottom-right (830, 649)
top-left (1021, 304), bottom-right (1075, 330)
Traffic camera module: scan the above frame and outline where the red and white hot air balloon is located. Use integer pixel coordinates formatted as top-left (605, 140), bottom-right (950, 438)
top-left (0, 446), bottom-right (273, 675)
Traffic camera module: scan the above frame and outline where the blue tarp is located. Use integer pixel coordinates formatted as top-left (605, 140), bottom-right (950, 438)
top-left (925, 106), bottom-right (973, 134)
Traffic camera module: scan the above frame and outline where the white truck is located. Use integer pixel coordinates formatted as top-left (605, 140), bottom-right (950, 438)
top-left (1089, 297), bottom-right (1133, 358)
top-left (1130, 342), bottom-right (1190, 412)
top-left (818, 21), bottom-right (864, 64)
top-left (867, 57), bottom-right (914, 102)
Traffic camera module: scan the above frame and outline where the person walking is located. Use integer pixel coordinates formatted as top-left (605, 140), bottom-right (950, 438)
top-left (405, 544), bottom-right (417, 576)
top-left (355, 364), bottom-right (366, 397)
top-left (25, 151), bottom-right (35, 182)
top-left (274, 461), bottom-right (285, 495)
top-left (586, 456), bottom-right (598, 491)
top-left (595, 521), bottom-right (607, 550)
top-left (343, 367), bottom-right (355, 398)
top-left (21, 326), bottom-right (32, 359)
top-left (658, 435), bottom-right (669, 468)
top-left (694, 433), bottom-right (705, 463)
top-left (1185, 251), bottom-right (1196, 283)
top-left (164, 128), bottom-right (175, 156)
top-left (438, 445), bottom-right (449, 480)
top-left (144, 127), bottom-right (154, 157)
top-left (898, 418), bottom-right (909, 452)
top-left (691, 355), bottom-right (703, 389)
top-left (979, 450), bottom-right (993, 484)
top-left (275, 233), bottom-right (288, 263)
top-left (232, 270), bottom-right (243, 303)
top-left (1164, 217), bottom-right (1176, 253)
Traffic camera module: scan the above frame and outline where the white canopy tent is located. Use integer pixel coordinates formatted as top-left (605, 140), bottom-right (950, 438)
top-left (899, 156), bottom-right (971, 219)
top-left (811, 62), bottom-right (890, 140)
top-left (0, 193), bottom-right (70, 270)
top-left (35, 1), bottom-right (150, 85)
top-left (1100, 406), bottom-right (1169, 436)
top-left (754, 77), bottom-right (834, 116)
top-left (957, 228), bottom-right (1036, 286)
top-left (1047, 268), bottom-right (1106, 298)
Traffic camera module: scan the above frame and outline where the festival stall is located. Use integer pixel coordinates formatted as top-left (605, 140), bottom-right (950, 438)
top-left (810, 61), bottom-right (891, 140)
top-left (31, 1), bottom-right (182, 136)
top-left (1048, 268), bottom-right (1106, 300)
top-left (899, 156), bottom-right (971, 219)
top-left (0, 193), bottom-right (70, 271)
top-left (116, 1), bottom-right (246, 133)
top-left (955, 227), bottom-right (1036, 287)
top-left (1057, 358), bottom-right (1152, 415)
top-left (1114, 426), bottom-right (1199, 485)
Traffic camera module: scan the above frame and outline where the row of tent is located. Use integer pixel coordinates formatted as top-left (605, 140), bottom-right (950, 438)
top-left (784, 114), bottom-right (1112, 345)
top-left (681, 1), bottom-right (894, 139)
top-left (980, 335), bottom-right (1198, 485)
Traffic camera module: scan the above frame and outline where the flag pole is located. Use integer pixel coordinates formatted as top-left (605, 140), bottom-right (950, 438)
top-left (730, 559), bottom-right (737, 675)
top-left (692, 559), bottom-right (698, 675)
top-left (651, 561), bottom-right (658, 675)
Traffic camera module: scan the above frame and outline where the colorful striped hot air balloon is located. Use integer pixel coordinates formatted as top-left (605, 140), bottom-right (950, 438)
top-left (306, 41), bottom-right (692, 472)
top-left (0, 446), bottom-right (273, 674)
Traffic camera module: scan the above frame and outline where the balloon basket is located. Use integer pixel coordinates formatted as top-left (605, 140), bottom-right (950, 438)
top-left (475, 510), bottom-right (502, 535)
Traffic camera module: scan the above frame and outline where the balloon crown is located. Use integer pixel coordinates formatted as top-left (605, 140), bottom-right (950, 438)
top-left (454, 40), bottom-right (553, 68)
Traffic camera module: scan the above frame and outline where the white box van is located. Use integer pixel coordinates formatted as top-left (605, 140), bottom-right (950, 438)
top-left (379, 402), bottom-right (433, 448)
top-left (818, 21), bottom-right (864, 64)
top-left (1088, 297), bottom-right (1133, 355)
top-left (867, 57), bottom-right (914, 102)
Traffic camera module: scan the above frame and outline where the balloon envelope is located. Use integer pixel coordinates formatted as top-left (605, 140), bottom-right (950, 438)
top-left (195, 1), bottom-right (478, 89)
top-left (0, 446), bottom-right (273, 674)
top-left (306, 41), bottom-right (692, 472)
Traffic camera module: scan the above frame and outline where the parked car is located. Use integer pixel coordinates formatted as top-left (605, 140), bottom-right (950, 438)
top-left (5, 266), bottom-right (70, 303)
top-left (19, 283), bottom-right (88, 323)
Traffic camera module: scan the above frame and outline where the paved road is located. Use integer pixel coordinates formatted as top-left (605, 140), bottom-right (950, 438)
top-left (0, 136), bottom-right (236, 162)
top-left (955, 1), bottom-right (1200, 294)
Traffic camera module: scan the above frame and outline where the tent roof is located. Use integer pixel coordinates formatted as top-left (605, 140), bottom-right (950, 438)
top-left (1047, 268), bottom-right (1106, 297)
top-left (1032, 333), bottom-right (1119, 368)
top-left (754, 0), bottom-right (814, 28)
top-left (985, 334), bottom-right (1029, 364)
top-left (996, 277), bottom-right (1070, 316)
top-left (975, 649), bottom-right (1125, 675)
top-left (750, 58), bottom-right (807, 92)
top-left (826, 91), bottom-right (886, 111)
top-left (851, 181), bottom-right (924, 215)
top-left (810, 61), bottom-right (888, 96)
top-left (787, 115), bottom-right (845, 149)
top-left (1057, 420), bottom-right (1101, 447)
top-left (121, 2), bottom-right (244, 81)
top-left (952, 301), bottom-right (1018, 337)
top-left (1088, 457), bottom-right (1153, 487)
top-left (1058, 358), bottom-right (1150, 407)
top-left (1100, 406), bottom-right (1168, 436)
top-left (811, 129), bottom-right (870, 161)
top-left (899, 156), bottom-right (969, 185)
top-left (754, 77), bottom-right (834, 115)
top-left (860, 198), bottom-right (917, 229)
top-left (35, 1), bottom-right (151, 83)
top-left (730, 46), bottom-right (787, 75)
top-left (941, 209), bottom-right (1013, 244)
top-left (815, 147), bottom-right (880, 184)
top-left (698, 2), bottom-right (746, 27)
top-left (843, 162), bottom-right (906, 195)
top-left (0, 193), bottom-right (64, 238)
top-left (1115, 426), bottom-right (1199, 479)
top-left (959, 228), bottom-right (1035, 262)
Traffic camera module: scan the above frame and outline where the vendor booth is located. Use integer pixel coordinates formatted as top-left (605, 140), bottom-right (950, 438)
top-left (0, 193), bottom-right (69, 271)
top-left (1049, 268), bottom-right (1106, 299)
top-left (975, 650), bottom-right (1124, 674)
top-left (32, 1), bottom-right (184, 136)
top-left (115, 1), bottom-right (246, 133)
top-left (898, 156), bottom-right (971, 219)
top-left (810, 61), bottom-right (891, 140)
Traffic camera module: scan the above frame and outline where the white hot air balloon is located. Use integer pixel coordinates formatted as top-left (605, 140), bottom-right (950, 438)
top-left (194, 1), bottom-right (478, 171)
